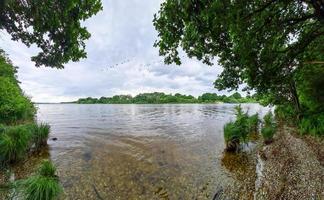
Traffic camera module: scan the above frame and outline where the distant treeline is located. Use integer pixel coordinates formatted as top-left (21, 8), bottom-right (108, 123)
top-left (75, 92), bottom-right (257, 104)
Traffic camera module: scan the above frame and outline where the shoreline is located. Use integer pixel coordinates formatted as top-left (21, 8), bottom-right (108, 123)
top-left (254, 125), bottom-right (324, 199)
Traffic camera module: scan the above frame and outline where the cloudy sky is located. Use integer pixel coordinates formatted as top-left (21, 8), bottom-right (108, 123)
top-left (1, 0), bottom-right (228, 103)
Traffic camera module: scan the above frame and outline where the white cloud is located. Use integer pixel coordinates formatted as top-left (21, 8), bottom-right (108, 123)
top-left (0, 0), bottom-right (225, 103)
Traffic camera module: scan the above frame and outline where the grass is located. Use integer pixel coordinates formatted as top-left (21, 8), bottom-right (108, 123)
top-left (0, 125), bottom-right (31, 164)
top-left (0, 122), bottom-right (51, 165)
top-left (29, 123), bottom-right (51, 149)
top-left (299, 114), bottom-right (324, 136)
top-left (14, 160), bottom-right (62, 200)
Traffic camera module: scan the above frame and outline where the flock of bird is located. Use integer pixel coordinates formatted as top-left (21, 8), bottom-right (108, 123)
top-left (96, 55), bottom-right (187, 72)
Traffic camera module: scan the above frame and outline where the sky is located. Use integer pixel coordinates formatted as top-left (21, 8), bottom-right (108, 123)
top-left (0, 0), bottom-right (228, 103)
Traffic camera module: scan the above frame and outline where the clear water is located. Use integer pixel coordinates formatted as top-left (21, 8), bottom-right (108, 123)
top-left (34, 103), bottom-right (269, 199)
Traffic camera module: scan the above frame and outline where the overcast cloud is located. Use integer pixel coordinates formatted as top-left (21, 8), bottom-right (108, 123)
top-left (1, 0), bottom-right (227, 103)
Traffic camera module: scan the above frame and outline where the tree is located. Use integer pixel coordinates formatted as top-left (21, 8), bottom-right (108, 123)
top-left (0, 0), bottom-right (102, 68)
top-left (153, 0), bottom-right (324, 114)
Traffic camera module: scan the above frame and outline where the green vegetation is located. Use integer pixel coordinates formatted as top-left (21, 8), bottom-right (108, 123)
top-left (299, 114), bottom-right (324, 136)
top-left (13, 160), bottom-right (62, 200)
top-left (261, 112), bottom-right (277, 144)
top-left (0, 125), bottom-right (31, 164)
top-left (0, 1), bottom-right (102, 68)
top-left (0, 123), bottom-right (51, 165)
top-left (0, 50), bottom-right (35, 124)
top-left (29, 123), bottom-right (51, 149)
top-left (223, 105), bottom-right (260, 152)
top-left (0, 50), bottom-right (53, 166)
top-left (76, 92), bottom-right (256, 104)
top-left (154, 1), bottom-right (324, 136)
top-left (247, 114), bottom-right (259, 134)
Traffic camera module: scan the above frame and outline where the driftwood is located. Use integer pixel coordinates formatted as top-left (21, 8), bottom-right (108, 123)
top-left (213, 187), bottom-right (223, 200)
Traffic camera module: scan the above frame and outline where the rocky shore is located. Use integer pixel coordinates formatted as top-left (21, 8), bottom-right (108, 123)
top-left (255, 125), bottom-right (324, 199)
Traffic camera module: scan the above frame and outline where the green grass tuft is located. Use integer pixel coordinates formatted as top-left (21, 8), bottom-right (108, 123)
top-left (14, 160), bottom-right (62, 200)
top-left (0, 126), bottom-right (31, 164)
top-left (29, 123), bottom-right (50, 149)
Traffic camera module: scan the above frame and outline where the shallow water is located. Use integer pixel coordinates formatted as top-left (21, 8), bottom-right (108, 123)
top-left (34, 103), bottom-right (268, 199)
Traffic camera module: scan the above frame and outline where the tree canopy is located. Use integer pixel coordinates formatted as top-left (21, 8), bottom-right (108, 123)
top-left (153, 0), bottom-right (324, 112)
top-left (0, 0), bottom-right (102, 68)
top-left (75, 92), bottom-right (256, 104)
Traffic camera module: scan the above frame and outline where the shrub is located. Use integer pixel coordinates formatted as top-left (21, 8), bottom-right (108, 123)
top-left (261, 112), bottom-right (276, 144)
top-left (233, 105), bottom-right (249, 142)
top-left (224, 122), bottom-right (241, 152)
top-left (0, 126), bottom-right (31, 164)
top-left (0, 77), bottom-right (35, 124)
top-left (224, 105), bottom-right (255, 152)
top-left (247, 114), bottom-right (259, 134)
top-left (274, 104), bottom-right (297, 122)
top-left (14, 160), bottom-right (62, 200)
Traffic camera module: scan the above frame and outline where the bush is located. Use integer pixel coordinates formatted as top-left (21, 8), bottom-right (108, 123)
top-left (0, 77), bottom-right (35, 125)
top-left (0, 126), bottom-right (31, 164)
top-left (261, 112), bottom-right (276, 144)
top-left (223, 105), bottom-right (259, 152)
top-left (14, 160), bottom-right (62, 200)
top-left (224, 122), bottom-right (241, 152)
top-left (29, 123), bottom-right (50, 149)
top-left (247, 114), bottom-right (259, 134)
top-left (274, 104), bottom-right (297, 122)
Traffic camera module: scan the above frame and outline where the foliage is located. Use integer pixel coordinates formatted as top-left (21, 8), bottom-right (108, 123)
top-left (0, 52), bottom-right (35, 124)
top-left (223, 122), bottom-right (240, 152)
top-left (247, 114), bottom-right (259, 134)
top-left (233, 105), bottom-right (249, 143)
top-left (0, 123), bottom-right (51, 165)
top-left (0, 0), bottom-right (102, 68)
top-left (223, 105), bottom-right (259, 151)
top-left (29, 123), bottom-right (51, 149)
top-left (299, 114), bottom-right (324, 136)
top-left (14, 160), bottom-right (62, 200)
top-left (76, 92), bottom-right (256, 104)
top-left (261, 112), bottom-right (277, 144)
top-left (0, 77), bottom-right (35, 124)
top-left (153, 0), bottom-right (324, 136)
top-left (37, 160), bottom-right (57, 178)
top-left (0, 125), bottom-right (31, 164)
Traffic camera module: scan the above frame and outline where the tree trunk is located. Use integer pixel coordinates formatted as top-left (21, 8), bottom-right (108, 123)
top-left (290, 81), bottom-right (302, 120)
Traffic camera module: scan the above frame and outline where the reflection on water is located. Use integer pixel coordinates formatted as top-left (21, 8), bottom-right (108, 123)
top-left (33, 103), bottom-right (268, 199)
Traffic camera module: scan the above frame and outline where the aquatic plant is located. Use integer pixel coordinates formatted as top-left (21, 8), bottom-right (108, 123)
top-left (15, 160), bottom-right (62, 200)
top-left (30, 123), bottom-right (51, 149)
top-left (0, 126), bottom-right (31, 164)
top-left (261, 112), bottom-right (277, 144)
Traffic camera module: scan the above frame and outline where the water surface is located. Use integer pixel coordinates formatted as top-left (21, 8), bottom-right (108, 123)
top-left (36, 103), bottom-right (268, 199)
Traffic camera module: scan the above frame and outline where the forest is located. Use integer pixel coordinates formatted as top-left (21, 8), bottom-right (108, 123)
top-left (75, 92), bottom-right (256, 104)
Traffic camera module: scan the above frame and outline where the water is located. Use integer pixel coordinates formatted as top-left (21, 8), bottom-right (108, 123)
top-left (34, 103), bottom-right (269, 199)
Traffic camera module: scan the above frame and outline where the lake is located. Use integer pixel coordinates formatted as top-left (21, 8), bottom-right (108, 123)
top-left (35, 103), bottom-right (269, 199)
